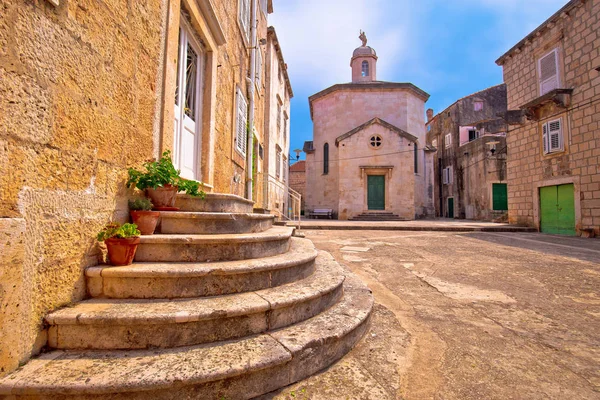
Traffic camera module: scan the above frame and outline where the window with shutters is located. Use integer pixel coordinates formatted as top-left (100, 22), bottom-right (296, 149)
top-left (277, 101), bottom-right (282, 137)
top-left (542, 118), bottom-right (563, 154)
top-left (474, 101), bottom-right (484, 111)
top-left (538, 48), bottom-right (560, 96)
top-left (255, 50), bottom-right (262, 90)
top-left (283, 113), bottom-right (288, 147)
top-left (445, 133), bottom-right (452, 148)
top-left (235, 87), bottom-right (248, 155)
top-left (443, 167), bottom-right (453, 185)
top-left (283, 156), bottom-right (287, 183)
top-left (362, 61), bottom-right (369, 77)
top-left (276, 149), bottom-right (281, 178)
top-left (238, 0), bottom-right (250, 42)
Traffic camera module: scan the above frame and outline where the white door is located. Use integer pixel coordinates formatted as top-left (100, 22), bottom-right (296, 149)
top-left (174, 20), bottom-right (204, 181)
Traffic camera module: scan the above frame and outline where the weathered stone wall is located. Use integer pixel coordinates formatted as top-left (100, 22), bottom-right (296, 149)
top-left (289, 161), bottom-right (306, 212)
top-left (337, 124), bottom-right (415, 219)
top-left (307, 88), bottom-right (426, 218)
top-left (498, 0), bottom-right (600, 233)
top-left (0, 0), bottom-right (167, 376)
top-left (426, 85), bottom-right (508, 220)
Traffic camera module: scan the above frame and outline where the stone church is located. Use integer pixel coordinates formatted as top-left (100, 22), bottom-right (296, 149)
top-left (304, 33), bottom-right (435, 220)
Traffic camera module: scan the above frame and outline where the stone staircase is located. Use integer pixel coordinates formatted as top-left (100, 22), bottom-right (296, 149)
top-left (0, 193), bottom-right (373, 400)
top-left (349, 212), bottom-right (405, 221)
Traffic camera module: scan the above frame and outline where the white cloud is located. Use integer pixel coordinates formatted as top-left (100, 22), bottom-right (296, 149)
top-left (269, 0), bottom-right (413, 91)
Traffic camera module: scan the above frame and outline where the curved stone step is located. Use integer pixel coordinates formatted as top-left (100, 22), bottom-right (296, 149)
top-left (87, 237), bottom-right (317, 299)
top-left (158, 212), bottom-right (274, 235)
top-left (0, 258), bottom-right (372, 399)
top-left (175, 193), bottom-right (254, 213)
top-left (134, 226), bottom-right (293, 262)
top-left (46, 257), bottom-right (344, 350)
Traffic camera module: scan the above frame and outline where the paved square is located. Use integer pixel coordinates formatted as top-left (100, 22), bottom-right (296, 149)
top-left (263, 230), bottom-right (600, 400)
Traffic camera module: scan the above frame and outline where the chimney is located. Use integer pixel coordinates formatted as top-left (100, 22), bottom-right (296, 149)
top-left (426, 108), bottom-right (434, 122)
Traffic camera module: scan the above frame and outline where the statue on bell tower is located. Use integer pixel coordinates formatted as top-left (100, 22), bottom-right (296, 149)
top-left (359, 30), bottom-right (367, 47)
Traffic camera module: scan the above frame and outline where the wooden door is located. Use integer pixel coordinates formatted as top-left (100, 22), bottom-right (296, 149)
top-left (367, 175), bottom-right (385, 210)
top-left (540, 184), bottom-right (575, 235)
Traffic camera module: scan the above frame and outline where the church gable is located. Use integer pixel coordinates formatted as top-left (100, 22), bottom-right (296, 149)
top-left (335, 118), bottom-right (418, 146)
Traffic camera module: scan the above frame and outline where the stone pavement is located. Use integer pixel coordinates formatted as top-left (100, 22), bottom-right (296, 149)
top-left (287, 218), bottom-right (536, 232)
top-left (260, 230), bottom-right (600, 400)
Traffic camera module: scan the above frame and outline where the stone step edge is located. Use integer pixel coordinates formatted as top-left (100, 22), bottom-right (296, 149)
top-left (88, 237), bottom-right (316, 279)
top-left (178, 192), bottom-right (254, 205)
top-left (46, 257), bottom-right (344, 326)
top-left (0, 263), bottom-right (373, 398)
top-left (138, 226), bottom-right (293, 244)
top-left (158, 212), bottom-right (275, 220)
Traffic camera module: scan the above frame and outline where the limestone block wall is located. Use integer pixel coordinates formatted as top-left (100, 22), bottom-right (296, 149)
top-left (337, 124), bottom-right (415, 219)
top-left (307, 88), bottom-right (426, 216)
top-left (498, 0), bottom-right (600, 233)
top-left (0, 0), bottom-right (168, 376)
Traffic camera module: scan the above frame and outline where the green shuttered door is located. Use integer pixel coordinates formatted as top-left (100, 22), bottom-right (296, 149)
top-left (540, 184), bottom-right (575, 236)
top-left (492, 183), bottom-right (508, 211)
top-left (367, 175), bottom-right (385, 210)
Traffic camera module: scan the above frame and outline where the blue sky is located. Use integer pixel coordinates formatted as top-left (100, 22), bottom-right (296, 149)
top-left (269, 0), bottom-right (569, 161)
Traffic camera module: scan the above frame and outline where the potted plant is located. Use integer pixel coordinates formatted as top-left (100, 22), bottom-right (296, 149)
top-left (97, 223), bottom-right (141, 266)
top-left (129, 198), bottom-right (160, 235)
top-left (126, 151), bottom-right (205, 210)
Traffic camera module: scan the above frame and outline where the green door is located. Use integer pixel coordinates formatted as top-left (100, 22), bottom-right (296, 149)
top-left (540, 184), bottom-right (575, 235)
top-left (447, 197), bottom-right (454, 218)
top-left (492, 183), bottom-right (508, 210)
top-left (367, 175), bottom-right (385, 210)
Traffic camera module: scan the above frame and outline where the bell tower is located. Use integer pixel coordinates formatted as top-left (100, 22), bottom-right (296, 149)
top-left (351, 30), bottom-right (377, 83)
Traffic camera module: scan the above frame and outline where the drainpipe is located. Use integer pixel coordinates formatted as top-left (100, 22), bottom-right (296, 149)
top-left (246, 0), bottom-right (258, 201)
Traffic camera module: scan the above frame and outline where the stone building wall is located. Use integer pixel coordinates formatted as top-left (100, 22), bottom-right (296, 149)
top-left (426, 84), bottom-right (508, 220)
top-left (307, 87), bottom-right (427, 218)
top-left (496, 0), bottom-right (600, 234)
top-left (289, 161), bottom-right (306, 212)
top-left (0, 0), bottom-right (278, 377)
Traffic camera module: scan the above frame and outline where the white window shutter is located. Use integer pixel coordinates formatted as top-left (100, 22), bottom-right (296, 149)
top-left (239, 0), bottom-right (250, 40)
top-left (236, 88), bottom-right (248, 155)
top-left (542, 123), bottom-right (548, 154)
top-left (443, 168), bottom-right (448, 184)
top-left (449, 166), bottom-right (453, 184)
top-left (548, 119), bottom-right (562, 152)
top-left (539, 49), bottom-right (559, 95)
top-left (256, 51), bottom-right (262, 88)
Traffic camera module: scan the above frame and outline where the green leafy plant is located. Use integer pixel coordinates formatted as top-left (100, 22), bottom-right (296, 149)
top-left (126, 150), bottom-right (205, 198)
top-left (97, 223), bottom-right (141, 242)
top-left (128, 197), bottom-right (153, 211)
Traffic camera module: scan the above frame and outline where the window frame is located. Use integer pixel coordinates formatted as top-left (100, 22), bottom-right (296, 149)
top-left (538, 47), bottom-right (560, 96)
top-left (361, 60), bottom-right (369, 77)
top-left (238, 0), bottom-right (251, 42)
top-left (542, 118), bottom-right (564, 155)
top-left (235, 86), bottom-right (248, 156)
top-left (445, 133), bottom-right (452, 148)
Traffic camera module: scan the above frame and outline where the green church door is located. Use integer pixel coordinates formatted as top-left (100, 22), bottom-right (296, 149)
top-left (540, 184), bottom-right (576, 236)
top-left (367, 175), bottom-right (385, 210)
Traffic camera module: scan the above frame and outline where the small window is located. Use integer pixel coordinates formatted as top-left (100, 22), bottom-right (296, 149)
top-left (235, 87), bottom-right (248, 155)
top-left (370, 135), bottom-right (382, 148)
top-left (414, 143), bottom-right (418, 174)
top-left (259, 144), bottom-right (264, 159)
top-left (445, 133), bottom-right (452, 148)
top-left (431, 139), bottom-right (438, 148)
top-left (238, 0), bottom-right (250, 41)
top-left (474, 101), bottom-right (483, 111)
top-left (361, 61), bottom-right (369, 77)
top-left (542, 118), bottom-right (563, 154)
top-left (468, 129), bottom-right (479, 142)
top-left (538, 48), bottom-right (559, 95)
top-left (323, 143), bottom-right (329, 174)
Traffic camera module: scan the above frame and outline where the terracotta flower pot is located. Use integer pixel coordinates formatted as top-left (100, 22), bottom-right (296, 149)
top-left (105, 237), bottom-right (140, 266)
top-left (130, 210), bottom-right (160, 235)
top-left (146, 185), bottom-right (179, 209)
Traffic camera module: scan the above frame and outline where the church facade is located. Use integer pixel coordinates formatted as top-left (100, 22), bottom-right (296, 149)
top-left (304, 35), bottom-right (435, 220)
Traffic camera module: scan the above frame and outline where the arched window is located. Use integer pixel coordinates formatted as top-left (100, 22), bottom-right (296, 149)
top-left (361, 61), bottom-right (369, 77)
top-left (323, 143), bottom-right (329, 174)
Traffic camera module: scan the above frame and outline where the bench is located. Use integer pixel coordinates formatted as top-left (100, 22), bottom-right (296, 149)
top-left (309, 208), bottom-right (333, 219)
